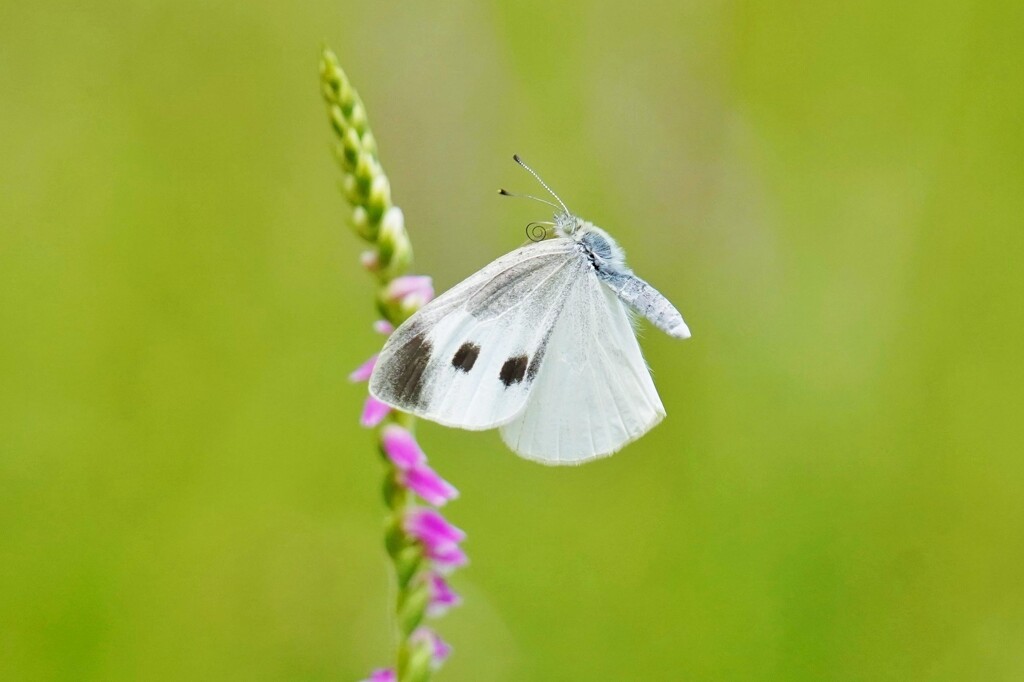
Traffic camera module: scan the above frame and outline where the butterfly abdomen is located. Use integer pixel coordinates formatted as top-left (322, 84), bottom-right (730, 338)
top-left (598, 272), bottom-right (691, 339)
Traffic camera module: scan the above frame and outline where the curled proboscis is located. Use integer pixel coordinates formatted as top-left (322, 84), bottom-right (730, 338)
top-left (525, 222), bottom-right (549, 243)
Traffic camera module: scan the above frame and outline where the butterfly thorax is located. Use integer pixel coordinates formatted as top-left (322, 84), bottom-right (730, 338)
top-left (555, 213), bottom-right (630, 276)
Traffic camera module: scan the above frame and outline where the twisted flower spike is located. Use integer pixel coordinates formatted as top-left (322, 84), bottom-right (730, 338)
top-left (321, 47), bottom-right (465, 682)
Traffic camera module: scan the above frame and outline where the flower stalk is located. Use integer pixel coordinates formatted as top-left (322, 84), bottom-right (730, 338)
top-left (321, 47), bottom-right (463, 682)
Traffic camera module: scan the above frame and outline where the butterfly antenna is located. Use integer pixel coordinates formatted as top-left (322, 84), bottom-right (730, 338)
top-left (512, 154), bottom-right (572, 216)
top-left (497, 187), bottom-right (560, 211)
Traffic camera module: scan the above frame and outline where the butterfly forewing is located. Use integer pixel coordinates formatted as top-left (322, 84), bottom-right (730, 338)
top-left (370, 238), bottom-right (578, 430)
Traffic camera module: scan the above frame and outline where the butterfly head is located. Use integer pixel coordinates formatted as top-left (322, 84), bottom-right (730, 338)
top-left (553, 211), bottom-right (583, 236)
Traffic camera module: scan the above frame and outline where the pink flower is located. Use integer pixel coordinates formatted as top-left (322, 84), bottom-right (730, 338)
top-left (403, 507), bottom-right (468, 569)
top-left (426, 542), bottom-right (468, 571)
top-left (373, 319), bottom-right (395, 335)
top-left (404, 508), bottom-right (466, 550)
top-left (425, 572), bottom-right (462, 617)
top-left (401, 464), bottom-right (458, 506)
top-left (411, 627), bottom-right (452, 668)
top-left (360, 669), bottom-right (395, 682)
top-left (360, 396), bottom-right (391, 427)
top-left (380, 427), bottom-right (457, 504)
top-left (383, 275), bottom-right (434, 308)
top-left (349, 354), bottom-right (377, 382)
top-left (381, 425), bottom-right (426, 469)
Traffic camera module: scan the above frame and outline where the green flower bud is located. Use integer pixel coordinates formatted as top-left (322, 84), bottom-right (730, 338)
top-left (361, 130), bottom-right (378, 157)
top-left (342, 128), bottom-right (361, 170)
top-left (377, 207), bottom-right (411, 277)
top-left (354, 152), bottom-right (376, 197)
top-left (341, 175), bottom-right (359, 205)
top-left (351, 206), bottom-right (371, 240)
top-left (328, 105), bottom-right (347, 139)
top-left (369, 175), bottom-right (391, 223)
top-left (349, 101), bottom-right (368, 134)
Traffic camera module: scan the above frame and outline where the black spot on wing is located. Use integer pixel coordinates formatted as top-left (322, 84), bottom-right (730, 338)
top-left (499, 355), bottom-right (529, 387)
top-left (451, 342), bottom-right (480, 372)
top-left (388, 330), bottom-right (432, 407)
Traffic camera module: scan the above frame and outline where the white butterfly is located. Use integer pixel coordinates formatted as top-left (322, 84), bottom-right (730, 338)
top-left (369, 156), bottom-right (690, 465)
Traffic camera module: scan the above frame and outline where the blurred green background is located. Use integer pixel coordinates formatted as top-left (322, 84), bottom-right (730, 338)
top-left (2, 1), bottom-right (1022, 679)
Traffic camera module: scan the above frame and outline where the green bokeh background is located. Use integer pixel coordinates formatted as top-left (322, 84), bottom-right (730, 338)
top-left (2, 1), bottom-right (1022, 680)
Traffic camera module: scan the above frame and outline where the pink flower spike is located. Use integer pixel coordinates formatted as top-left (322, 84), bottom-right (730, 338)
top-left (360, 669), bottom-right (395, 682)
top-left (373, 320), bottom-right (395, 335)
top-left (360, 396), bottom-right (391, 428)
top-left (411, 628), bottom-right (453, 668)
top-left (384, 275), bottom-right (434, 306)
top-left (404, 508), bottom-right (466, 551)
top-left (349, 354), bottom-right (377, 382)
top-left (381, 425), bottom-right (426, 469)
top-left (426, 572), bottom-right (462, 617)
top-left (401, 464), bottom-right (458, 506)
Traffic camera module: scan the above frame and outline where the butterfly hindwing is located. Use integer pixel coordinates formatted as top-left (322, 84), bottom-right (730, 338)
top-left (499, 268), bottom-right (666, 464)
top-left (370, 238), bottom-right (578, 430)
